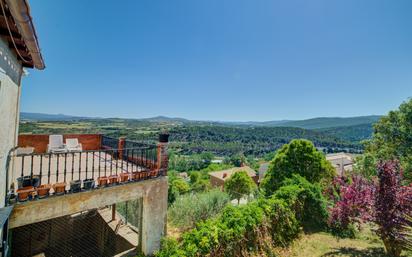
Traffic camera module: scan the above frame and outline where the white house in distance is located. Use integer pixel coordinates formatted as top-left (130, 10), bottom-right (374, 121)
top-left (326, 152), bottom-right (354, 176)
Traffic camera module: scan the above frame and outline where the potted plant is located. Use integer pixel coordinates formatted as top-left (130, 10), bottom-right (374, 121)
top-left (53, 182), bottom-right (66, 195)
top-left (98, 176), bottom-right (108, 187)
top-left (119, 173), bottom-right (129, 183)
top-left (83, 179), bottom-right (95, 190)
top-left (150, 170), bottom-right (159, 178)
top-left (17, 176), bottom-right (32, 189)
top-left (32, 175), bottom-right (41, 188)
top-left (108, 175), bottom-right (119, 185)
top-left (70, 180), bottom-right (82, 193)
top-left (36, 184), bottom-right (51, 198)
top-left (16, 186), bottom-right (35, 202)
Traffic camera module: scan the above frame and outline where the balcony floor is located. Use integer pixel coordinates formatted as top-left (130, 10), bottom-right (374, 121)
top-left (10, 152), bottom-right (145, 192)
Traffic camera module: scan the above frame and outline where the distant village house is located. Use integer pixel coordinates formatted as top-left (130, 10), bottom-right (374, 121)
top-left (209, 166), bottom-right (258, 190)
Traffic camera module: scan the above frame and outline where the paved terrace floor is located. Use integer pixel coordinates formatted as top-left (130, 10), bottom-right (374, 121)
top-left (10, 153), bottom-right (147, 192)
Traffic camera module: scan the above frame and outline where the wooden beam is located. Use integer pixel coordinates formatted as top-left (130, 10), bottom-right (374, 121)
top-left (0, 27), bottom-right (21, 38)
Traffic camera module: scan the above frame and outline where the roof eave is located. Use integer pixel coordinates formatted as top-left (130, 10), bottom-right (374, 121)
top-left (6, 0), bottom-right (45, 70)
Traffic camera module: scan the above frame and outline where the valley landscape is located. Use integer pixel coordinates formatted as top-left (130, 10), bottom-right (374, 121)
top-left (20, 113), bottom-right (379, 158)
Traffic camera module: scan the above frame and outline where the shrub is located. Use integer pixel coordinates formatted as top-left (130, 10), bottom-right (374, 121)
top-left (273, 174), bottom-right (329, 230)
top-left (328, 175), bottom-right (375, 238)
top-left (155, 238), bottom-right (185, 257)
top-left (168, 189), bottom-right (230, 230)
top-left (261, 139), bottom-right (335, 195)
top-left (157, 195), bottom-right (301, 257)
top-left (258, 197), bottom-right (300, 246)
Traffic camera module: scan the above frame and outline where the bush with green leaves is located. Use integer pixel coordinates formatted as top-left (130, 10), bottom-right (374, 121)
top-left (157, 195), bottom-right (301, 256)
top-left (273, 174), bottom-right (329, 230)
top-left (261, 139), bottom-right (335, 195)
top-left (168, 171), bottom-right (191, 204)
top-left (168, 189), bottom-right (230, 230)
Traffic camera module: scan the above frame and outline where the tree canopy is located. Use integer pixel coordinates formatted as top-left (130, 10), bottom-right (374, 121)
top-left (261, 139), bottom-right (335, 195)
top-left (224, 171), bottom-right (256, 204)
top-left (365, 98), bottom-right (412, 182)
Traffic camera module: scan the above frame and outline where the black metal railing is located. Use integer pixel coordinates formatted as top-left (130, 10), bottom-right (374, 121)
top-left (123, 140), bottom-right (158, 171)
top-left (101, 135), bottom-right (118, 149)
top-left (7, 144), bottom-right (161, 204)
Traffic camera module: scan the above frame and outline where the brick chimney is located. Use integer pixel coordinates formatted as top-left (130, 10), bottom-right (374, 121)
top-left (157, 133), bottom-right (169, 176)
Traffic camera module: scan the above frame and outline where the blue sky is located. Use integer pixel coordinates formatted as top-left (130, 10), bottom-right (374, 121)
top-left (22, 0), bottom-right (412, 121)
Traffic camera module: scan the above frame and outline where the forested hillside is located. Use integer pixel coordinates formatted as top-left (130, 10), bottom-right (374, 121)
top-left (276, 115), bottom-right (381, 129)
top-left (318, 123), bottom-right (374, 142)
top-left (168, 125), bottom-right (360, 156)
top-left (19, 113), bottom-right (378, 157)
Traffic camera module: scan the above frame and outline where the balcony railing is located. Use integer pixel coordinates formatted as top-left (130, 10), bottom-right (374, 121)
top-left (6, 136), bottom-right (165, 205)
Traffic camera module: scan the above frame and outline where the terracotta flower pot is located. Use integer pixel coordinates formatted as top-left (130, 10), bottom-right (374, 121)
top-left (141, 171), bottom-right (148, 180)
top-left (131, 172), bottom-right (139, 181)
top-left (119, 173), bottom-right (129, 183)
top-left (52, 182), bottom-right (66, 195)
top-left (108, 175), bottom-right (119, 185)
top-left (17, 186), bottom-right (35, 202)
top-left (36, 184), bottom-right (51, 199)
top-left (98, 176), bottom-right (108, 187)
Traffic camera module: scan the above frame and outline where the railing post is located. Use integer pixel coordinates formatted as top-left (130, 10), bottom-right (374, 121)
top-left (118, 137), bottom-right (126, 160)
top-left (112, 204), bottom-right (116, 221)
top-left (157, 133), bottom-right (169, 176)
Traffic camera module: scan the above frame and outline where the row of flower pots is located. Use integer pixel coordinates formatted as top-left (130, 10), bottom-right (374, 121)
top-left (97, 170), bottom-right (159, 187)
top-left (15, 170), bottom-right (160, 202)
top-left (15, 180), bottom-right (91, 202)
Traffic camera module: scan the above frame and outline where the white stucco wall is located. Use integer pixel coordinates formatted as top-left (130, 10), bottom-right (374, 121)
top-left (0, 36), bottom-right (23, 208)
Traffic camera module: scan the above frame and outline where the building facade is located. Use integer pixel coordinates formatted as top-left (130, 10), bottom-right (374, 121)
top-left (0, 0), bottom-right (45, 209)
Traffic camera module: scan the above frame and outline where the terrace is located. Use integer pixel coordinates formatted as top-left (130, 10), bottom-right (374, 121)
top-left (7, 134), bottom-right (165, 203)
top-left (5, 133), bottom-right (169, 255)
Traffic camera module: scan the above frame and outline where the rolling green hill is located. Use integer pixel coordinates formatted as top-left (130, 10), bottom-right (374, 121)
top-left (276, 115), bottom-right (381, 129)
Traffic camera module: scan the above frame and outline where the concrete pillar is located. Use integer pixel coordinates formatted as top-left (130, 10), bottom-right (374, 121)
top-left (118, 137), bottom-right (126, 159)
top-left (157, 133), bottom-right (169, 176)
top-left (140, 177), bottom-right (168, 255)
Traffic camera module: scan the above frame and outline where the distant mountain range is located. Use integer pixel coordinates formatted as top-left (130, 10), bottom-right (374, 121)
top-left (20, 112), bottom-right (381, 130)
top-left (20, 112), bottom-right (92, 121)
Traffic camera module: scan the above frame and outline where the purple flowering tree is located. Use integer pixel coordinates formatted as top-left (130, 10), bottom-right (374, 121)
top-left (375, 160), bottom-right (412, 257)
top-left (329, 160), bottom-right (412, 257)
top-left (328, 175), bottom-right (375, 235)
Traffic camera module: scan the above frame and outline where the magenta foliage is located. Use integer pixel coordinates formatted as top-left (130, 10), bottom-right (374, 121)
top-left (329, 160), bottom-right (412, 255)
top-left (328, 175), bottom-right (375, 230)
top-left (375, 160), bottom-right (412, 255)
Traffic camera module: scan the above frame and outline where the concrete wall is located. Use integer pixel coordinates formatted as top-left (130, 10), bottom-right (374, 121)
top-left (0, 36), bottom-right (23, 208)
top-left (18, 134), bottom-right (103, 153)
top-left (10, 176), bottom-right (168, 255)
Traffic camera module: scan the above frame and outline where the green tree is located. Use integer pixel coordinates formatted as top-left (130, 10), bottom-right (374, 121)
top-left (224, 171), bottom-right (256, 204)
top-left (365, 98), bottom-right (412, 182)
top-left (230, 153), bottom-right (246, 167)
top-left (353, 153), bottom-right (377, 179)
top-left (261, 139), bottom-right (335, 195)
